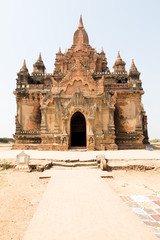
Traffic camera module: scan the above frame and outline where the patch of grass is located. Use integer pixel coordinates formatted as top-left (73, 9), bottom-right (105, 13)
top-left (0, 171), bottom-right (7, 175)
top-left (150, 139), bottom-right (160, 143)
top-left (0, 161), bottom-right (10, 170)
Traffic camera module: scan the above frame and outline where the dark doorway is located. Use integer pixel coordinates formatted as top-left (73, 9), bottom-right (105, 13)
top-left (70, 112), bottom-right (86, 147)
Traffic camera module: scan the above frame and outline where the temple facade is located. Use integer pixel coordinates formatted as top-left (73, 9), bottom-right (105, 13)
top-left (13, 16), bottom-right (149, 151)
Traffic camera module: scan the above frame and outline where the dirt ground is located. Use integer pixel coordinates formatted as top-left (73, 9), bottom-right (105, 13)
top-left (0, 170), bottom-right (49, 240)
top-left (0, 142), bottom-right (160, 240)
top-left (104, 141), bottom-right (160, 196)
top-left (105, 170), bottom-right (160, 196)
top-left (0, 143), bottom-right (13, 151)
top-left (151, 142), bottom-right (160, 150)
top-left (1, 170), bottom-right (160, 240)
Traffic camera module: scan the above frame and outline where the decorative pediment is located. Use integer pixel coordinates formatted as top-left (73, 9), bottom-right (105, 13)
top-left (60, 91), bottom-right (89, 120)
top-left (71, 91), bottom-right (86, 107)
top-left (52, 70), bottom-right (104, 96)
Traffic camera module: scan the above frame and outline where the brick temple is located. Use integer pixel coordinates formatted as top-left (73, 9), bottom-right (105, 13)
top-left (13, 16), bottom-right (149, 150)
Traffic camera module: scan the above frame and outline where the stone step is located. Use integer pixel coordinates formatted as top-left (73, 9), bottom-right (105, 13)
top-left (51, 159), bottom-right (96, 163)
top-left (52, 161), bottom-right (98, 168)
top-left (51, 166), bottom-right (98, 170)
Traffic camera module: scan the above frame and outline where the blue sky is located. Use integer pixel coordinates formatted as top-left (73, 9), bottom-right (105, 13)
top-left (0, 0), bottom-right (159, 139)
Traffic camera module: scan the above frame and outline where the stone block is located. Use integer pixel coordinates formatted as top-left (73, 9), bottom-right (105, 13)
top-left (96, 154), bottom-right (108, 170)
top-left (15, 151), bottom-right (31, 172)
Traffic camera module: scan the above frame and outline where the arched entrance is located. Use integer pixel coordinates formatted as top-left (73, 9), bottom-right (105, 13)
top-left (70, 112), bottom-right (86, 147)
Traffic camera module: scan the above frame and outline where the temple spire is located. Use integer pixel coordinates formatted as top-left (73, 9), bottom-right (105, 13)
top-left (38, 52), bottom-right (42, 61)
top-left (130, 59), bottom-right (136, 69)
top-left (101, 47), bottom-right (104, 54)
top-left (78, 15), bottom-right (84, 29)
top-left (73, 15), bottom-right (89, 45)
top-left (130, 59), bottom-right (138, 71)
top-left (58, 47), bottom-right (62, 54)
top-left (23, 59), bottom-right (26, 68)
top-left (20, 59), bottom-right (28, 72)
top-left (113, 51), bottom-right (126, 73)
top-left (33, 53), bottom-right (46, 73)
top-left (129, 59), bottom-right (140, 78)
top-left (117, 51), bottom-right (122, 60)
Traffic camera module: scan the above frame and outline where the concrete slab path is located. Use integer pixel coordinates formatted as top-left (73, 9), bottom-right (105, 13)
top-left (23, 170), bottom-right (157, 240)
top-left (0, 149), bottom-right (160, 161)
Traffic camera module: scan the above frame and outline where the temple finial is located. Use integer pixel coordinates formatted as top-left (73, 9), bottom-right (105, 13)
top-left (73, 15), bottom-right (89, 45)
top-left (131, 59), bottom-right (135, 67)
top-left (130, 59), bottom-right (137, 70)
top-left (117, 51), bottom-right (121, 58)
top-left (38, 52), bottom-right (42, 61)
top-left (23, 59), bottom-right (26, 68)
top-left (78, 15), bottom-right (84, 29)
top-left (33, 53), bottom-right (45, 73)
top-left (113, 51), bottom-right (126, 72)
top-left (58, 47), bottom-right (61, 53)
top-left (129, 58), bottom-right (140, 77)
top-left (116, 51), bottom-right (123, 62)
top-left (101, 47), bottom-right (104, 53)
top-left (20, 59), bottom-right (28, 72)
top-left (130, 59), bottom-right (138, 71)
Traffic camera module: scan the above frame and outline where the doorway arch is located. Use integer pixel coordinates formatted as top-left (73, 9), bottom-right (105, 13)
top-left (70, 112), bottom-right (86, 147)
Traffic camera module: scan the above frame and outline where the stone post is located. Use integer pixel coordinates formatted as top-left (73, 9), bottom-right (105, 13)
top-left (54, 99), bottom-right (60, 133)
top-left (41, 105), bottom-right (47, 134)
top-left (88, 117), bottom-right (95, 150)
top-left (15, 115), bottom-right (21, 134)
top-left (142, 111), bottom-right (149, 144)
top-left (88, 117), bottom-right (94, 135)
top-left (15, 151), bottom-right (31, 172)
top-left (135, 105), bottom-right (143, 134)
top-left (63, 118), bottom-right (68, 135)
top-left (108, 107), bottom-right (115, 134)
